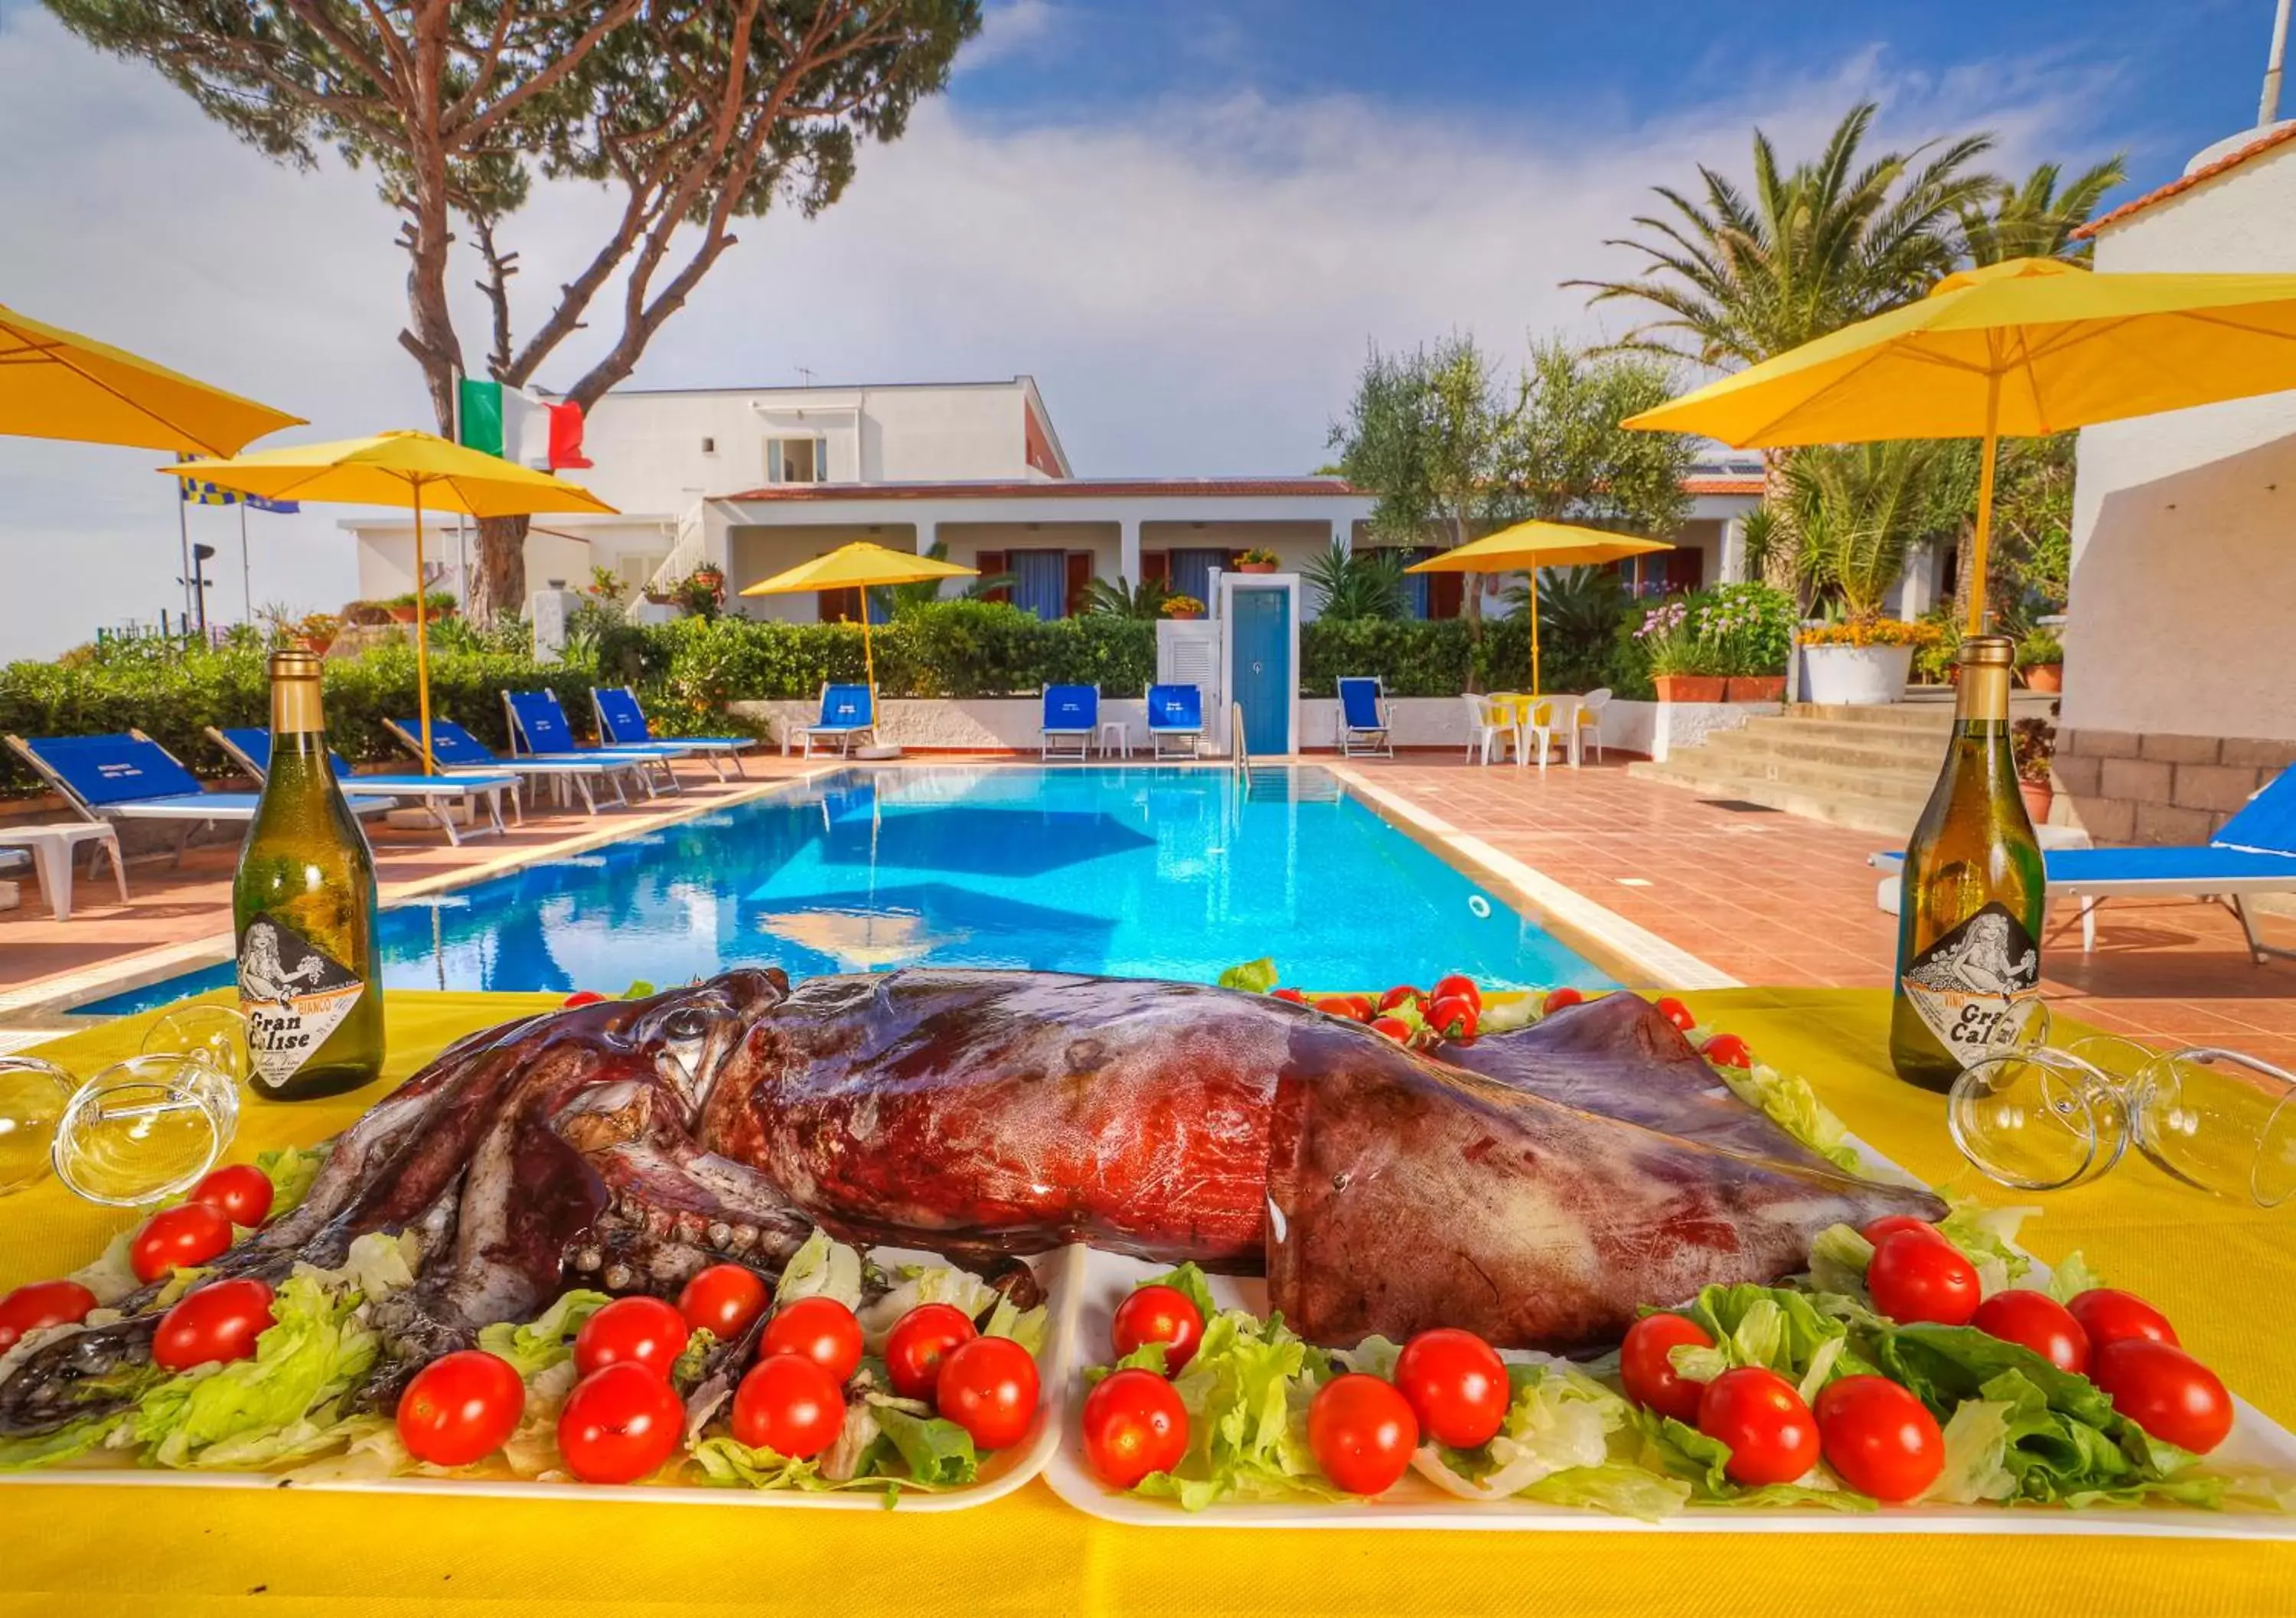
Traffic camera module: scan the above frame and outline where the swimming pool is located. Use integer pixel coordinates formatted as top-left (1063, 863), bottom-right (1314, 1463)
top-left (79, 766), bottom-right (1614, 1013)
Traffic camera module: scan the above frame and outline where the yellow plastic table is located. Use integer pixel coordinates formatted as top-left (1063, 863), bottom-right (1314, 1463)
top-left (1, 987), bottom-right (2291, 1618)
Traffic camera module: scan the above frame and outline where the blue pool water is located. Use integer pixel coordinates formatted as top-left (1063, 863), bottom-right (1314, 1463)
top-left (80, 767), bottom-right (1613, 1014)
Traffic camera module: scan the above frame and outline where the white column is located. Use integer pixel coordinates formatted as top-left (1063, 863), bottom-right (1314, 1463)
top-left (921, 520), bottom-right (938, 558)
top-left (1119, 517), bottom-right (1142, 585)
top-left (1332, 518), bottom-right (1350, 557)
top-left (1719, 515), bottom-right (1748, 583)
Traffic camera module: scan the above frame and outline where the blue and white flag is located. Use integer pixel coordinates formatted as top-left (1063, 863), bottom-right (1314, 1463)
top-left (178, 479), bottom-right (299, 514)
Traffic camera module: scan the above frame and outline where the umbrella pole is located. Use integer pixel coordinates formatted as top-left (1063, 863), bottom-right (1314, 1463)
top-left (414, 484), bottom-right (435, 775)
top-left (1529, 561), bottom-right (1542, 696)
top-left (858, 586), bottom-right (878, 725)
top-left (1965, 374), bottom-right (2001, 638)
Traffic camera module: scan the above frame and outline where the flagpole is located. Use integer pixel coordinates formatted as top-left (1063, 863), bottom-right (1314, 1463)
top-left (174, 455), bottom-right (194, 625)
top-left (239, 501), bottom-right (253, 623)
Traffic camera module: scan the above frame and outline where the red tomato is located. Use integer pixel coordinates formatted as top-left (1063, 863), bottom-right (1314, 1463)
top-left (559, 1361), bottom-right (686, 1483)
top-left (1081, 1367), bottom-right (1189, 1488)
top-left (1814, 1375), bottom-right (1944, 1502)
top-left (1378, 985), bottom-right (1424, 1013)
top-left (1368, 1016), bottom-right (1414, 1043)
top-left (937, 1335), bottom-right (1040, 1451)
top-left (573, 1296), bottom-right (690, 1381)
top-left (1393, 1328), bottom-right (1509, 1449)
top-left (188, 1164), bottom-right (275, 1229)
top-left (1307, 1373), bottom-right (1419, 1496)
top-left (1867, 1232), bottom-right (1981, 1326)
top-left (1541, 987), bottom-right (1585, 1016)
top-left (561, 990), bottom-right (609, 1008)
top-left (1110, 1284), bottom-right (1205, 1373)
top-left (730, 1352), bottom-right (846, 1459)
top-left (1619, 1312), bottom-right (1716, 1425)
top-left (762, 1295), bottom-right (864, 1383)
top-left (1271, 987), bottom-right (1309, 1004)
top-left (129, 1203), bottom-right (233, 1284)
top-left (1700, 1032), bottom-right (1754, 1069)
top-left (884, 1303), bottom-right (977, 1400)
top-left (2092, 1339), bottom-right (2232, 1454)
top-left (1971, 1290), bottom-right (2091, 1375)
top-left (396, 1349), bottom-right (526, 1467)
top-left (0, 1279), bottom-right (98, 1353)
top-left (1698, 1366), bottom-right (1820, 1486)
top-left (1860, 1214), bottom-right (1949, 1249)
top-left (152, 1278), bottom-right (273, 1372)
top-left (1313, 994), bottom-right (1372, 1023)
top-left (1430, 974), bottom-right (1482, 1013)
top-left (1652, 996), bottom-right (1697, 1032)
top-left (1425, 994), bottom-right (1478, 1041)
top-left (676, 1264), bottom-right (768, 1341)
top-left (2067, 1289), bottom-right (2180, 1352)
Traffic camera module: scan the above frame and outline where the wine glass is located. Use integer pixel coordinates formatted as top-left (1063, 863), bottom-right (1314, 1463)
top-left (1948, 1042), bottom-right (2130, 1192)
top-left (142, 1003), bottom-right (252, 1093)
top-left (51, 1052), bottom-right (238, 1208)
top-left (0, 1056), bottom-right (75, 1197)
top-left (2128, 1047), bottom-right (2296, 1209)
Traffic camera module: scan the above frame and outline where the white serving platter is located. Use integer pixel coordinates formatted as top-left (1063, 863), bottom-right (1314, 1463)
top-left (1044, 1143), bottom-right (2296, 1538)
top-left (2, 1242), bottom-right (1086, 1513)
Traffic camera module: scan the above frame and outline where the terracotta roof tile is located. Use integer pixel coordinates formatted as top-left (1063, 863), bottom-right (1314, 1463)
top-left (714, 475), bottom-right (1364, 502)
top-left (2074, 123), bottom-right (2296, 240)
top-left (1683, 475), bottom-right (1766, 496)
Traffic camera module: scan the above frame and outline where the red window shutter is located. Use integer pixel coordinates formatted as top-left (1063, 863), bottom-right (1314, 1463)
top-left (1666, 550), bottom-right (1704, 592)
top-left (1141, 550), bottom-right (1171, 586)
top-left (1428, 572), bottom-right (1465, 620)
top-left (1065, 551), bottom-right (1093, 618)
top-left (977, 550), bottom-right (1010, 605)
top-left (818, 589), bottom-right (855, 624)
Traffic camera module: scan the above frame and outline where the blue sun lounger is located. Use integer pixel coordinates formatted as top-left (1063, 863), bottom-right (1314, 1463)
top-left (592, 687), bottom-right (755, 780)
top-left (1040, 684), bottom-right (1097, 761)
top-left (503, 690), bottom-right (679, 798)
top-left (1146, 683), bottom-right (1204, 761)
top-left (798, 684), bottom-right (875, 758)
top-left (1337, 675), bottom-right (1392, 757)
top-left (1871, 766), bottom-right (2296, 963)
top-left (385, 716), bottom-right (635, 816)
top-left (207, 726), bottom-right (517, 847)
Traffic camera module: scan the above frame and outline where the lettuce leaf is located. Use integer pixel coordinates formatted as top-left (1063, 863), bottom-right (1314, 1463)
top-left (689, 1437), bottom-right (830, 1491)
top-left (1141, 1261), bottom-right (1218, 1327)
top-left (67, 1229), bottom-right (142, 1307)
top-left (1671, 1284), bottom-right (1870, 1391)
top-left (874, 1407), bottom-right (980, 1487)
top-left (778, 1228), bottom-right (866, 1313)
top-left (854, 1254), bottom-right (1045, 1358)
top-left (476, 1289), bottom-right (611, 1381)
top-left (1413, 1361), bottom-right (1627, 1502)
top-left (1215, 957), bottom-right (1280, 994)
top-left (1518, 1460), bottom-right (1690, 1521)
top-left (1714, 1059), bottom-right (1864, 1173)
top-left (1132, 1308), bottom-right (1343, 1509)
top-left (2045, 1251), bottom-right (2108, 1303)
top-left (254, 1144), bottom-right (331, 1219)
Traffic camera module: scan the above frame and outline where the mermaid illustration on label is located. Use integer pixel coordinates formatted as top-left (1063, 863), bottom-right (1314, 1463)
top-left (1903, 908), bottom-right (2037, 997)
top-left (240, 918), bottom-right (332, 1008)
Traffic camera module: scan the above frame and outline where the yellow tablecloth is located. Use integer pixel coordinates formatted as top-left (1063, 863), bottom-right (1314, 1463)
top-left (1, 987), bottom-right (2291, 1617)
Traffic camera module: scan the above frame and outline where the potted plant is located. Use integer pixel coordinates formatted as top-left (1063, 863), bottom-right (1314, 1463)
top-left (2017, 627), bottom-right (2064, 693)
top-left (1692, 586), bottom-right (1792, 702)
top-left (2013, 714), bottom-right (2057, 823)
top-left (384, 589), bottom-right (458, 624)
top-left (293, 611), bottom-right (341, 656)
top-left (1636, 601), bottom-right (1726, 703)
top-left (1236, 546), bottom-right (1280, 575)
top-left (1161, 593), bottom-right (1207, 621)
top-left (1799, 618), bottom-right (1939, 704)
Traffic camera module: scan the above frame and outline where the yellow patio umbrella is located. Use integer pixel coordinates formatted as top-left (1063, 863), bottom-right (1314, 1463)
top-left (162, 430), bottom-right (618, 771)
top-left (1407, 520), bottom-right (1672, 695)
top-left (740, 540), bottom-right (977, 723)
top-left (1621, 256), bottom-right (2296, 634)
top-left (1, 300), bottom-right (301, 454)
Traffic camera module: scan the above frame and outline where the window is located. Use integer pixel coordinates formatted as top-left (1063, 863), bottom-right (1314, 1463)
top-left (617, 552), bottom-right (669, 592)
top-left (764, 436), bottom-right (826, 484)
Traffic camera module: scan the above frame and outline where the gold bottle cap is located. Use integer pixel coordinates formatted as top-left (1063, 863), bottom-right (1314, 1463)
top-left (1958, 634), bottom-right (2015, 669)
top-left (269, 648), bottom-right (324, 682)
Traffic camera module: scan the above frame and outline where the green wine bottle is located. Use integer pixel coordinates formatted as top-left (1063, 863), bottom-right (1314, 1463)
top-left (1890, 634), bottom-right (2046, 1092)
top-left (233, 649), bottom-right (385, 1100)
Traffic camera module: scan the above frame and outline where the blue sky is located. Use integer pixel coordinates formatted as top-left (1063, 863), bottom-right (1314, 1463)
top-left (0, 0), bottom-right (2286, 654)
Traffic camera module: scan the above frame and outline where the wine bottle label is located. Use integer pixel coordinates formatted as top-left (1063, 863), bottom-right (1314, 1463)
top-left (1899, 901), bottom-right (2041, 1068)
top-left (239, 914), bottom-right (367, 1090)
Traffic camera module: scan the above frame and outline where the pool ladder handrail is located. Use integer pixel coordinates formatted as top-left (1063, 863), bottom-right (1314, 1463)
top-left (1231, 700), bottom-right (1248, 795)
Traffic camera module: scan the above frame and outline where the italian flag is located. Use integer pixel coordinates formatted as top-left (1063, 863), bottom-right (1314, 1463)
top-left (457, 378), bottom-right (593, 470)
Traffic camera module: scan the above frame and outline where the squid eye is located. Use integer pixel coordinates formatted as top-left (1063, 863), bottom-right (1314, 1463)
top-left (662, 1006), bottom-right (713, 1042)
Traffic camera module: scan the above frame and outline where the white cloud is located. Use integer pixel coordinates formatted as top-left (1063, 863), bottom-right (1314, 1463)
top-left (959, 0), bottom-right (1064, 71)
top-left (0, 7), bottom-right (2115, 658)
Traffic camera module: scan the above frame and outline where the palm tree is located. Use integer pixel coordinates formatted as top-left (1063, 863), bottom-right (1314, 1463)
top-left (1302, 539), bottom-right (1407, 621)
top-left (1958, 157), bottom-right (2128, 265)
top-left (1078, 574), bottom-right (1173, 620)
top-left (1574, 103), bottom-right (1997, 367)
top-left (868, 541), bottom-right (1016, 620)
top-left (1778, 441), bottom-right (1952, 621)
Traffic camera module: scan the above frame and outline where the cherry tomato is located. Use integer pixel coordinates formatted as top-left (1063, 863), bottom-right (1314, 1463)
top-left (762, 1295), bottom-right (864, 1383)
top-left (1378, 985), bottom-right (1424, 1013)
top-left (1814, 1375), bottom-right (1944, 1502)
top-left (1619, 1312), bottom-right (1715, 1425)
top-left (1860, 1214), bottom-right (1949, 1248)
top-left (1652, 997), bottom-right (1697, 1032)
top-left (1430, 975), bottom-right (1482, 1013)
top-left (0, 1279), bottom-right (99, 1353)
top-left (129, 1202), bottom-right (233, 1284)
top-left (676, 1264), bottom-right (768, 1340)
top-left (1110, 1284), bottom-right (1205, 1373)
top-left (1541, 987), bottom-right (1584, 1016)
top-left (1700, 1032), bottom-right (1754, 1069)
top-left (1971, 1290), bottom-right (2091, 1375)
top-left (573, 1295), bottom-right (690, 1381)
top-left (1081, 1367), bottom-right (1189, 1488)
top-left (937, 1335), bottom-right (1040, 1451)
top-left (1425, 994), bottom-right (1478, 1041)
top-left (1313, 994), bottom-right (1372, 1023)
top-left (1271, 987), bottom-right (1309, 1004)
top-left (1368, 1016), bottom-right (1414, 1043)
top-left (1393, 1327), bottom-right (1509, 1449)
top-left (188, 1164), bottom-right (275, 1229)
top-left (1307, 1372), bottom-right (1420, 1496)
top-left (2067, 1289), bottom-right (2180, 1352)
top-left (559, 1361), bottom-right (686, 1483)
top-left (396, 1349), bottom-right (526, 1467)
top-left (730, 1352), bottom-right (846, 1458)
top-left (1866, 1231), bottom-right (1981, 1326)
top-left (152, 1278), bottom-right (274, 1372)
top-left (1697, 1366), bottom-right (1820, 1486)
top-left (561, 990), bottom-right (609, 1008)
top-left (2092, 1339), bottom-right (2232, 1454)
top-left (884, 1302), bottom-right (977, 1400)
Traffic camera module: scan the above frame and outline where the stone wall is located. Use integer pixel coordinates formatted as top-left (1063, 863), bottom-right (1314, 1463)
top-left (2050, 729), bottom-right (2296, 843)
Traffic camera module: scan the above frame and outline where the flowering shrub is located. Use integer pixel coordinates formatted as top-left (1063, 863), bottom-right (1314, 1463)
top-left (1799, 618), bottom-right (1942, 649)
top-left (1161, 595), bottom-right (1207, 617)
top-left (1632, 601), bottom-right (1723, 677)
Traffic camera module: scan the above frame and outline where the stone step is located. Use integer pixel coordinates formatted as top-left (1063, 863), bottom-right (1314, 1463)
top-left (1628, 756), bottom-right (1926, 839)
top-left (1700, 726), bottom-right (1948, 778)
top-left (1784, 701), bottom-right (1957, 729)
top-left (1648, 749), bottom-right (1937, 808)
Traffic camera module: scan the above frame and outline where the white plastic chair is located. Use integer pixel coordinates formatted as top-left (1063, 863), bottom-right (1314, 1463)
top-left (1572, 688), bottom-right (1612, 766)
top-left (1518, 699), bottom-right (1561, 774)
top-left (1462, 693), bottom-right (1517, 765)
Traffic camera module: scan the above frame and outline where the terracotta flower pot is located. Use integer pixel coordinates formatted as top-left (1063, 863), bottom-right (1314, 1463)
top-left (2019, 780), bottom-right (2054, 824)
top-left (2024, 663), bottom-right (2063, 693)
top-left (1653, 674), bottom-right (1727, 703)
top-left (1166, 608), bottom-right (1204, 621)
top-left (1725, 674), bottom-right (1786, 703)
top-left (1238, 561), bottom-right (1278, 574)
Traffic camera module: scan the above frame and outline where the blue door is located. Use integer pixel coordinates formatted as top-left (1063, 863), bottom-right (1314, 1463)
top-left (1231, 588), bottom-right (1290, 755)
